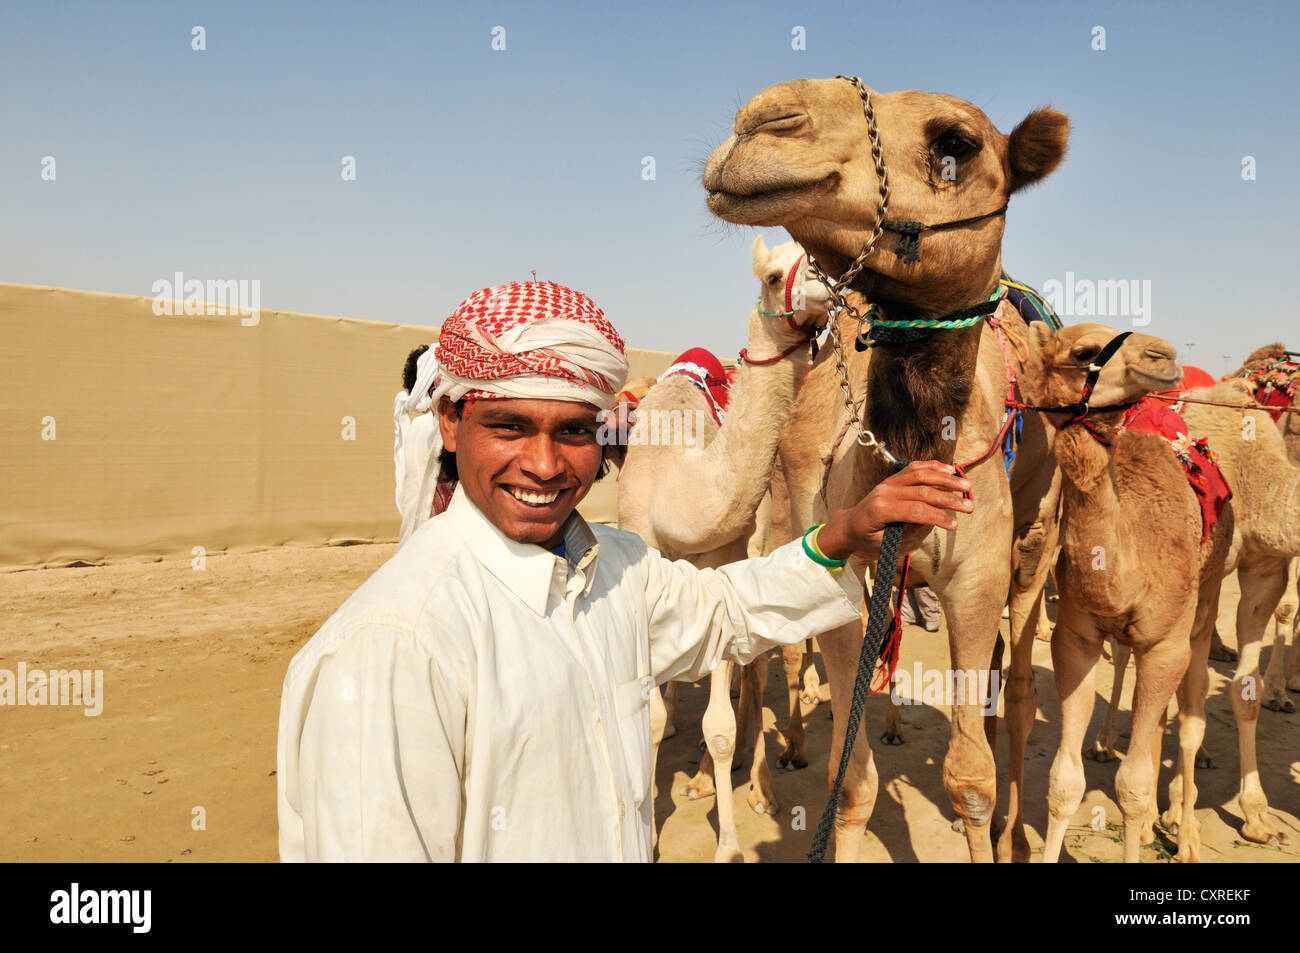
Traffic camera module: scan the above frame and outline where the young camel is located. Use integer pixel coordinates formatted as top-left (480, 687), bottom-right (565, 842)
top-left (617, 235), bottom-right (828, 861)
top-left (1025, 324), bottom-right (1232, 863)
top-left (705, 77), bottom-right (1068, 862)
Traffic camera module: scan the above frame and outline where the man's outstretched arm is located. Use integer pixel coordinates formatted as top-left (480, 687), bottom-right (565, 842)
top-left (641, 462), bottom-right (972, 684)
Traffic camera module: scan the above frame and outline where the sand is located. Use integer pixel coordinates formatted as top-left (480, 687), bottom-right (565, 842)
top-left (2, 543), bottom-right (1296, 862)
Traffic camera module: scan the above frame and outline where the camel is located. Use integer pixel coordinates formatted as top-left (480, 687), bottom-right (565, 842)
top-left (1088, 376), bottom-right (1300, 853)
top-left (705, 77), bottom-right (1069, 861)
top-left (616, 235), bottom-right (829, 861)
top-left (1024, 324), bottom-right (1231, 863)
top-left (1149, 381), bottom-right (1300, 850)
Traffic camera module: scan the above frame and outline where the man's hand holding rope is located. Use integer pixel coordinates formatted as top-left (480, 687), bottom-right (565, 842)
top-left (816, 461), bottom-right (973, 560)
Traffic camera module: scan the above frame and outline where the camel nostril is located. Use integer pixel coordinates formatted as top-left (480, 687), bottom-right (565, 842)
top-left (1143, 346), bottom-right (1174, 360)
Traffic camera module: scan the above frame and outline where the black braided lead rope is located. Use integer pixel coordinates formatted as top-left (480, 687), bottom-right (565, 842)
top-left (807, 512), bottom-right (907, 863)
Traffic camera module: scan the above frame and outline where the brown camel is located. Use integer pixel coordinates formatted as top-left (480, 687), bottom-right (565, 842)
top-left (1023, 324), bottom-right (1231, 863)
top-left (705, 77), bottom-right (1069, 861)
top-left (1157, 381), bottom-right (1300, 849)
top-left (617, 235), bottom-right (828, 861)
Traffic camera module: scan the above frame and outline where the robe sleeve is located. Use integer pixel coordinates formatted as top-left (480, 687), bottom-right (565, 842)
top-left (278, 621), bottom-right (469, 862)
top-left (639, 537), bottom-right (864, 684)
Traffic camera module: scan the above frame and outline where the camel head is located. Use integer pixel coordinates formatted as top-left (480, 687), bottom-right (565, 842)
top-left (1022, 323), bottom-right (1182, 411)
top-left (751, 234), bottom-right (831, 330)
top-left (705, 79), bottom-right (1069, 316)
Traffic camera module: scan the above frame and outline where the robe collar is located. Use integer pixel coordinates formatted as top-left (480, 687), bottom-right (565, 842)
top-left (443, 484), bottom-right (600, 617)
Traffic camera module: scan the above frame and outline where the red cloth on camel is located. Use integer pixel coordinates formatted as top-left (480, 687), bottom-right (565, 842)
top-left (661, 347), bottom-right (731, 424)
top-left (1117, 399), bottom-right (1232, 543)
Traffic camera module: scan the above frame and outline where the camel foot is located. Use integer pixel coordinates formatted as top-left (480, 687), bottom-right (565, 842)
top-left (1088, 740), bottom-right (1120, 763)
top-left (799, 691), bottom-right (820, 710)
top-left (1264, 689), bottom-right (1295, 714)
top-left (1288, 675), bottom-right (1300, 693)
top-left (776, 747), bottom-right (808, 771)
top-left (879, 728), bottom-right (904, 745)
top-left (1195, 750), bottom-right (1215, 770)
top-left (681, 771), bottom-right (715, 800)
top-left (1208, 633), bottom-right (1237, 663)
top-left (1034, 626), bottom-right (1052, 643)
top-left (713, 844), bottom-right (744, 863)
top-left (1241, 817), bottom-right (1291, 847)
top-left (662, 723), bottom-right (677, 740)
top-left (1174, 833), bottom-right (1201, 864)
top-left (747, 784), bottom-right (778, 816)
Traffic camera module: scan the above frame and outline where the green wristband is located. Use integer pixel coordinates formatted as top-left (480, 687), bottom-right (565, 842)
top-left (802, 524), bottom-right (847, 568)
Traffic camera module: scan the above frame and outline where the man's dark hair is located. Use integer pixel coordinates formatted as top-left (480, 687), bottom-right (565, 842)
top-left (402, 344), bottom-right (430, 392)
top-left (436, 399), bottom-right (612, 483)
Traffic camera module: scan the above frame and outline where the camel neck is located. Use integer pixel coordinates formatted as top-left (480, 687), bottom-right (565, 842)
top-left (1056, 427), bottom-right (1133, 614)
top-left (863, 320), bottom-right (984, 463)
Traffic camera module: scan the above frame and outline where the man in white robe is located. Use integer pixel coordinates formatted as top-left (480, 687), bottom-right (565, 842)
top-left (278, 280), bottom-right (972, 862)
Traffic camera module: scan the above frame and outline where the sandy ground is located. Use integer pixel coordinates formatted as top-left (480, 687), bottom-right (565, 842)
top-left (2, 543), bottom-right (1297, 863)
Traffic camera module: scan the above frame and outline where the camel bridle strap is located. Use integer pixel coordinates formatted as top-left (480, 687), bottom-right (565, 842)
top-left (738, 334), bottom-right (814, 366)
top-left (756, 253), bottom-right (814, 334)
top-left (882, 205), bottom-right (1010, 264)
top-left (1012, 331), bottom-right (1138, 446)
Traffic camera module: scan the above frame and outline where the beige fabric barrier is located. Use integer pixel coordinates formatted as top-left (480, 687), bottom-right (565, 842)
top-left (0, 283), bottom-right (674, 571)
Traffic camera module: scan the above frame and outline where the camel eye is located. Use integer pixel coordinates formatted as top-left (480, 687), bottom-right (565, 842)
top-left (1072, 345), bottom-right (1100, 363)
top-left (935, 134), bottom-right (975, 159)
top-left (766, 274), bottom-right (782, 286)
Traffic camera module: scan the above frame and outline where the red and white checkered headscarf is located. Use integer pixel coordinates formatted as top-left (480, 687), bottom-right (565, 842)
top-left (400, 280), bottom-right (629, 542)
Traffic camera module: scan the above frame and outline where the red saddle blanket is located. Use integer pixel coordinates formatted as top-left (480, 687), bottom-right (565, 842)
top-left (1246, 360), bottom-right (1300, 422)
top-left (1116, 398), bottom-right (1232, 543)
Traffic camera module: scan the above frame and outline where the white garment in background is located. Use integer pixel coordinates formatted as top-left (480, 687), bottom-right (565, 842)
top-left (396, 412), bottom-right (437, 533)
top-left (277, 485), bottom-right (862, 862)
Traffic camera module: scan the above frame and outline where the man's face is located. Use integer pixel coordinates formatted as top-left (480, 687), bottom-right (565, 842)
top-left (438, 397), bottom-right (604, 549)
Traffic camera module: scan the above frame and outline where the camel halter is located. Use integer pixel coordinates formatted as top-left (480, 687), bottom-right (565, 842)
top-left (803, 75), bottom-right (1014, 468)
top-left (755, 252), bottom-right (808, 331)
top-left (1012, 330), bottom-right (1139, 447)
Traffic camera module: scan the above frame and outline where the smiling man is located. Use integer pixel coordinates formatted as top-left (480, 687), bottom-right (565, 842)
top-left (276, 280), bottom-right (972, 862)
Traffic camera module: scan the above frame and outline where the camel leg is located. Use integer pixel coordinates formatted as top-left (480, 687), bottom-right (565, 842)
top-left (661, 681), bottom-right (678, 740)
top-left (1290, 609), bottom-right (1300, 693)
top-left (1090, 639), bottom-right (1131, 762)
top-left (940, 560), bottom-right (1008, 864)
top-left (1043, 620), bottom-right (1103, 863)
top-left (697, 661), bottom-right (742, 862)
top-left (778, 644), bottom-right (808, 769)
top-left (1262, 558), bottom-right (1296, 712)
top-left (801, 638), bottom-right (823, 708)
top-left (1164, 620), bottom-right (1212, 863)
top-left (818, 617), bottom-right (881, 863)
top-left (998, 577), bottom-right (1051, 863)
top-left (882, 668), bottom-right (904, 745)
top-left (1117, 636), bottom-right (1190, 862)
top-left (744, 653), bottom-right (778, 815)
top-left (1232, 560), bottom-right (1292, 846)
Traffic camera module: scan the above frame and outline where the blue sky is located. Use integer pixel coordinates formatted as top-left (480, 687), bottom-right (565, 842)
top-left (3, 0), bottom-right (1297, 373)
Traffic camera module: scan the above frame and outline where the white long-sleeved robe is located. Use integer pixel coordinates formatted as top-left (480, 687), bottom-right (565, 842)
top-left (277, 484), bottom-right (863, 862)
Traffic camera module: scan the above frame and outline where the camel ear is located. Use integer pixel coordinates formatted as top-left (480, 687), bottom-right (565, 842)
top-left (1007, 108), bottom-right (1069, 193)
top-left (751, 234), bottom-right (769, 274)
top-left (1028, 321), bottom-right (1054, 353)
